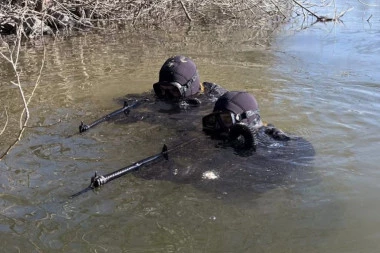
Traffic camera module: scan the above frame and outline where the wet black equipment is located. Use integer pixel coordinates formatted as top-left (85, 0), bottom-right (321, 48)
top-left (79, 100), bottom-right (138, 133)
top-left (70, 145), bottom-right (168, 198)
top-left (228, 123), bottom-right (258, 150)
top-left (202, 110), bottom-right (260, 150)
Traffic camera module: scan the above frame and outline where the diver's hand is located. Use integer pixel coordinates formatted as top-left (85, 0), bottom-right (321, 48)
top-left (264, 124), bottom-right (290, 141)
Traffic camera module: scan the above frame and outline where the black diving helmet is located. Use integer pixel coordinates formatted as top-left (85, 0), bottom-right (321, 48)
top-left (153, 56), bottom-right (201, 99)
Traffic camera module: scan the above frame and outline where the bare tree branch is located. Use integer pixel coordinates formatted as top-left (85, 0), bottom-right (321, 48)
top-left (0, 107), bottom-right (9, 136)
top-left (179, 0), bottom-right (192, 22)
top-left (293, 0), bottom-right (351, 23)
top-left (357, 0), bottom-right (378, 7)
top-left (0, 2), bottom-right (46, 161)
top-left (293, 0), bottom-right (321, 20)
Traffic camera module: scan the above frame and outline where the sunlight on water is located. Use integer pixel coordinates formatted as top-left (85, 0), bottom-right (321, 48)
top-left (271, 1), bottom-right (380, 252)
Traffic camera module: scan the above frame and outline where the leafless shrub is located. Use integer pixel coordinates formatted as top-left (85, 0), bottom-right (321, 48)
top-left (1, 0), bottom-right (292, 38)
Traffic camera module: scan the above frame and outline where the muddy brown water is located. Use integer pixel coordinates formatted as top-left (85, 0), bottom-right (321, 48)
top-left (1, 1), bottom-right (380, 252)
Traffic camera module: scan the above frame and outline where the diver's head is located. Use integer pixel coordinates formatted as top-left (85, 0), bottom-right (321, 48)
top-left (153, 56), bottom-right (201, 100)
top-left (203, 91), bottom-right (262, 133)
top-left (202, 91), bottom-right (262, 150)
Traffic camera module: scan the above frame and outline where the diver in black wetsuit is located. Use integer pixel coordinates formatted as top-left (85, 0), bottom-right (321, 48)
top-left (202, 91), bottom-right (291, 151)
top-left (135, 90), bottom-right (317, 196)
top-left (115, 55), bottom-right (227, 124)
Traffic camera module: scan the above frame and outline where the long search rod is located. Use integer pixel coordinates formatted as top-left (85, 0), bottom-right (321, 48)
top-left (71, 145), bottom-right (168, 198)
top-left (79, 100), bottom-right (138, 133)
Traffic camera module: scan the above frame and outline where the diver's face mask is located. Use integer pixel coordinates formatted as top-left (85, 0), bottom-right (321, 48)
top-left (202, 110), bottom-right (261, 134)
top-left (155, 73), bottom-right (198, 100)
top-left (156, 82), bottom-right (184, 99)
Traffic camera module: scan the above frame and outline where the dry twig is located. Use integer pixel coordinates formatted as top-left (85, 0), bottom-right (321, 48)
top-left (0, 8), bottom-right (46, 161)
top-left (179, 0), bottom-right (193, 22)
top-left (293, 0), bottom-right (351, 23)
top-left (357, 0), bottom-right (378, 7)
top-left (0, 107), bottom-right (9, 136)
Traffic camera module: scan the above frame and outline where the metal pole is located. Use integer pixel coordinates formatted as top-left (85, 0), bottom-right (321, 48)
top-left (79, 100), bottom-right (138, 133)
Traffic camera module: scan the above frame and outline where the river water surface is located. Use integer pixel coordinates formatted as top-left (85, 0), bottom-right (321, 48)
top-left (1, 1), bottom-right (380, 252)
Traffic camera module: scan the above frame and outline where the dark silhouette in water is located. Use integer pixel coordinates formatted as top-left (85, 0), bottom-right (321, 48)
top-left (89, 55), bottom-right (318, 198)
top-left (134, 127), bottom-right (316, 198)
top-left (110, 91), bottom-right (318, 199)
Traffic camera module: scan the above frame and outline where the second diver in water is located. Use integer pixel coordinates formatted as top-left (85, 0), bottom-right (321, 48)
top-left (202, 91), bottom-right (290, 151)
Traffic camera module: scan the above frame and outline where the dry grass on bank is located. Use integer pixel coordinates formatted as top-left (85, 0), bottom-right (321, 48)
top-left (0, 0), bottom-right (292, 38)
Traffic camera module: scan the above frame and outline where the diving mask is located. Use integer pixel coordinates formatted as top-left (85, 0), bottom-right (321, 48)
top-left (202, 110), bottom-right (261, 133)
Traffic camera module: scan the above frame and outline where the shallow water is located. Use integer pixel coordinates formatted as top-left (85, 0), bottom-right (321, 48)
top-left (1, 1), bottom-right (380, 252)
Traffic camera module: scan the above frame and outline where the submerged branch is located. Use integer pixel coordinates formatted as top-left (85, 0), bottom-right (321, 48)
top-left (179, 0), bottom-right (192, 22)
top-left (293, 0), bottom-right (351, 23)
top-left (292, 0), bottom-right (320, 19)
top-left (357, 0), bottom-right (378, 7)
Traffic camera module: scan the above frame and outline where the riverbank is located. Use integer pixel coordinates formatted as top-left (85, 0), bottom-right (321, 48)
top-left (0, 0), bottom-right (292, 39)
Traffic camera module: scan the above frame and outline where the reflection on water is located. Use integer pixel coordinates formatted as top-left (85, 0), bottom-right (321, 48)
top-left (1, 1), bottom-right (380, 252)
top-left (271, 1), bottom-right (380, 252)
